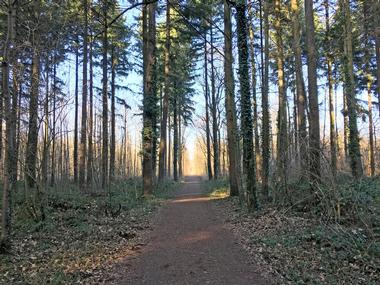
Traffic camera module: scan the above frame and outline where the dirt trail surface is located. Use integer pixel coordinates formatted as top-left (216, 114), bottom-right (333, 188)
top-left (119, 176), bottom-right (270, 285)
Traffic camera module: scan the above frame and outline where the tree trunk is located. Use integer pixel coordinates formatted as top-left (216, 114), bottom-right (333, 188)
top-left (342, 0), bottom-right (363, 178)
top-left (110, 45), bottom-right (116, 182)
top-left (210, 24), bottom-right (219, 180)
top-left (158, 1), bottom-right (171, 181)
top-left (204, 33), bottom-right (213, 180)
top-left (291, 0), bottom-right (307, 172)
top-left (223, 0), bottom-right (242, 197)
top-left (305, 0), bottom-right (321, 182)
top-left (102, 0), bottom-right (109, 189)
top-left (374, 0), bottom-right (380, 112)
top-left (142, 0), bottom-right (157, 194)
top-left (248, 5), bottom-right (260, 181)
top-left (79, 0), bottom-right (88, 188)
top-left (173, 88), bottom-right (178, 181)
top-left (1, 0), bottom-right (17, 250)
top-left (274, 0), bottom-right (288, 196)
top-left (261, 0), bottom-right (270, 201)
top-left (74, 38), bottom-right (79, 184)
top-left (324, 0), bottom-right (337, 177)
top-left (87, 31), bottom-right (94, 185)
top-left (41, 60), bottom-right (49, 185)
top-left (236, 1), bottom-right (258, 210)
top-left (25, 50), bottom-right (40, 189)
top-left (50, 62), bottom-right (57, 186)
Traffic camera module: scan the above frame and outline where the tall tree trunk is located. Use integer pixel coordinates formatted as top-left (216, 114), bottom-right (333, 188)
top-left (341, 0), bottom-right (363, 178)
top-left (110, 45), bottom-right (116, 182)
top-left (50, 62), bottom-right (57, 186)
top-left (25, 50), bottom-right (40, 189)
top-left (210, 24), bottom-right (219, 180)
top-left (173, 88), bottom-right (178, 181)
top-left (248, 4), bottom-right (260, 181)
top-left (291, 0), bottom-right (307, 171)
top-left (178, 109), bottom-right (183, 179)
top-left (1, 0), bottom-right (17, 250)
top-left (41, 60), bottom-right (49, 185)
top-left (305, 0), bottom-right (321, 182)
top-left (324, 0), bottom-right (337, 177)
top-left (223, 0), bottom-right (242, 197)
top-left (102, 0), bottom-right (109, 189)
top-left (87, 32), bottom-right (94, 185)
top-left (142, 0), bottom-right (157, 194)
top-left (158, 1), bottom-right (171, 181)
top-left (204, 33), bottom-right (213, 180)
top-left (236, 0), bottom-right (258, 210)
top-left (364, 1), bottom-right (375, 176)
top-left (79, 0), bottom-right (88, 188)
top-left (261, 0), bottom-right (270, 201)
top-left (274, 0), bottom-right (288, 196)
top-left (74, 38), bottom-right (79, 183)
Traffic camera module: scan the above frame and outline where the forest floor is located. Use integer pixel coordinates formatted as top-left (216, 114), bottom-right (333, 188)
top-left (0, 179), bottom-right (176, 284)
top-left (206, 179), bottom-right (380, 285)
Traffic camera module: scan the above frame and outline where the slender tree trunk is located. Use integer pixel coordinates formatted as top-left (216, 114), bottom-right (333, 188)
top-left (236, 0), bottom-right (258, 210)
top-left (102, 0), bottom-right (109, 189)
top-left (25, 50), bottom-right (40, 189)
top-left (204, 34), bottom-right (213, 180)
top-left (1, 0), bottom-right (16, 250)
top-left (274, 0), bottom-right (288, 196)
top-left (42, 60), bottom-right (49, 185)
top-left (341, 0), bottom-right (363, 178)
top-left (248, 4), bottom-right (260, 180)
top-left (305, 0), bottom-right (321, 182)
top-left (168, 115), bottom-right (171, 177)
top-left (178, 109), bottom-right (183, 179)
top-left (364, 1), bottom-right (375, 176)
top-left (74, 38), bottom-right (79, 183)
top-left (223, 0), bottom-right (242, 197)
top-left (158, 1), bottom-right (171, 181)
top-left (261, 0), bottom-right (270, 201)
top-left (79, 0), bottom-right (88, 188)
top-left (142, 0), bottom-right (157, 194)
top-left (110, 45), bottom-right (116, 182)
top-left (324, 0), bottom-right (337, 177)
top-left (291, 0), bottom-right (307, 172)
top-left (87, 32), bottom-right (94, 185)
top-left (50, 62), bottom-right (57, 186)
top-left (173, 88), bottom-right (178, 181)
top-left (210, 24), bottom-right (219, 180)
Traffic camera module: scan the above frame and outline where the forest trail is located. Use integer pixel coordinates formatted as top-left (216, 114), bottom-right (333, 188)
top-left (119, 176), bottom-right (269, 285)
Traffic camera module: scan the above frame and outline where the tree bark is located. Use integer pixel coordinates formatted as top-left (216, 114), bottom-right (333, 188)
top-left (236, 0), bottom-right (258, 210)
top-left (291, 0), bottom-right (307, 171)
top-left (1, 0), bottom-right (17, 250)
top-left (204, 33), bottom-right (213, 180)
top-left (223, 0), bottom-right (242, 198)
top-left (110, 45), bottom-right (116, 182)
top-left (87, 30), bottom-right (94, 185)
top-left (210, 24), bottom-right (219, 180)
top-left (102, 0), bottom-right (109, 189)
top-left (25, 50), bottom-right (40, 189)
top-left (261, 0), bottom-right (270, 201)
top-left (158, 0), bottom-right (171, 181)
top-left (305, 0), bottom-right (321, 182)
top-left (341, 0), bottom-right (363, 178)
top-left (74, 37), bottom-right (79, 184)
top-left (79, 0), bottom-right (88, 188)
top-left (142, 0), bottom-right (157, 194)
top-left (274, 0), bottom-right (288, 196)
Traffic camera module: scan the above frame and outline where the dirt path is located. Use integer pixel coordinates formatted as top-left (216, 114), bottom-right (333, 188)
top-left (119, 176), bottom-right (269, 285)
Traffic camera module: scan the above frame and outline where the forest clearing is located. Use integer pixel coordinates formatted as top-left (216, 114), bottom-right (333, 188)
top-left (1, 0), bottom-right (380, 284)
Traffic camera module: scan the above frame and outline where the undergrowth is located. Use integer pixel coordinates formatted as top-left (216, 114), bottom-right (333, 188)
top-left (206, 176), bottom-right (380, 284)
top-left (0, 178), bottom-right (178, 284)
